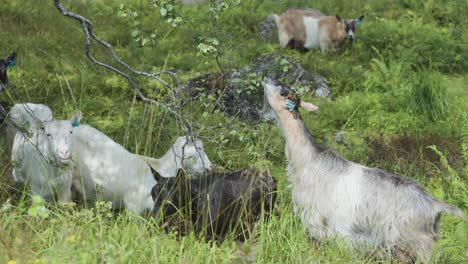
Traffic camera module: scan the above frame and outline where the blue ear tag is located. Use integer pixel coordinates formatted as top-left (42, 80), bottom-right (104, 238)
top-left (7, 59), bottom-right (16, 67)
top-left (286, 101), bottom-right (296, 112)
top-left (355, 20), bottom-right (362, 26)
top-left (72, 121), bottom-right (80, 127)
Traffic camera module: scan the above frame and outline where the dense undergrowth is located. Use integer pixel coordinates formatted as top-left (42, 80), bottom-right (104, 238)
top-left (0, 0), bottom-right (466, 263)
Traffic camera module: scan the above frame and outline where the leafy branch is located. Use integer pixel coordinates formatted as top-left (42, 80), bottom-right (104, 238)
top-left (52, 0), bottom-right (238, 134)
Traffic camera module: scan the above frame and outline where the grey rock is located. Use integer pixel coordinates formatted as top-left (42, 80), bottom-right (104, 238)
top-left (182, 53), bottom-right (331, 122)
top-left (334, 130), bottom-right (347, 146)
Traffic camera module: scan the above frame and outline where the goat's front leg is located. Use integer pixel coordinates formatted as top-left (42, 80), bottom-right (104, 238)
top-left (296, 205), bottom-right (330, 242)
top-left (58, 185), bottom-right (72, 202)
top-left (58, 175), bottom-right (73, 202)
top-left (319, 42), bottom-right (330, 53)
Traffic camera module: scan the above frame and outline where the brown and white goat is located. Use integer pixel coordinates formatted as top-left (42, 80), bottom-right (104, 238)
top-left (151, 169), bottom-right (277, 240)
top-left (265, 8), bottom-right (363, 53)
top-left (262, 77), bottom-right (465, 263)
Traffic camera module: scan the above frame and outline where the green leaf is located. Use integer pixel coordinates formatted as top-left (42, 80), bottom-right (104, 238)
top-left (32, 195), bottom-right (45, 205)
top-left (160, 7), bottom-right (167, 17)
top-left (28, 207), bottom-right (38, 217)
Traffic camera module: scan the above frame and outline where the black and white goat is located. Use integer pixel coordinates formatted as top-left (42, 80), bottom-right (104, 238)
top-left (262, 77), bottom-right (464, 263)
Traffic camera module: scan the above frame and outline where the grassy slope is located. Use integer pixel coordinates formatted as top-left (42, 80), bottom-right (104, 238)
top-left (0, 0), bottom-right (467, 263)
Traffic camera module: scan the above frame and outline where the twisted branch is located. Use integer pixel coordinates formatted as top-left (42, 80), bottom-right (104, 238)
top-left (52, 0), bottom-right (242, 135)
top-left (52, 0), bottom-right (194, 127)
top-left (52, 0), bottom-right (246, 167)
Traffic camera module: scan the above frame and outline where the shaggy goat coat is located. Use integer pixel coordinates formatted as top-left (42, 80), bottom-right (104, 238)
top-left (263, 78), bottom-right (464, 263)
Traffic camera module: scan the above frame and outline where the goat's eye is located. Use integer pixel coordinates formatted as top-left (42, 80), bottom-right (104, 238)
top-left (46, 134), bottom-right (51, 137)
top-left (70, 131), bottom-right (73, 134)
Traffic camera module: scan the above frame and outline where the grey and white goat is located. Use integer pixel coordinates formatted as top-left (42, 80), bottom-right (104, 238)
top-left (262, 78), bottom-right (464, 263)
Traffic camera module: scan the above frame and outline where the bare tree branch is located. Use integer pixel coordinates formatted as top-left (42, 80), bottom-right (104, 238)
top-left (52, 0), bottom-right (195, 129)
top-left (51, 0), bottom-right (249, 167)
top-left (52, 0), bottom-right (242, 137)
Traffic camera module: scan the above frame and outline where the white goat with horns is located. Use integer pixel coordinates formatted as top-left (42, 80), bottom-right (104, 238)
top-left (262, 77), bottom-right (465, 263)
top-left (71, 124), bottom-right (212, 215)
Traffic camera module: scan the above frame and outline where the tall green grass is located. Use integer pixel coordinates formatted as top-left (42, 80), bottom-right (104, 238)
top-left (0, 0), bottom-right (467, 263)
top-left (410, 70), bottom-right (449, 121)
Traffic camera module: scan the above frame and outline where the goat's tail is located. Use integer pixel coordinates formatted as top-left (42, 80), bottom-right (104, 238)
top-left (260, 13), bottom-right (279, 41)
top-left (436, 201), bottom-right (466, 220)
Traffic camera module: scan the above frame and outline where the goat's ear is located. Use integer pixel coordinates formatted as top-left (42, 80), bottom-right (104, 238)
top-left (140, 156), bottom-right (173, 178)
top-left (152, 169), bottom-right (164, 182)
top-left (356, 15), bottom-right (364, 26)
top-left (70, 111), bottom-right (82, 126)
top-left (300, 101), bottom-right (319, 112)
top-left (6, 52), bottom-right (17, 67)
top-left (336, 15), bottom-right (344, 23)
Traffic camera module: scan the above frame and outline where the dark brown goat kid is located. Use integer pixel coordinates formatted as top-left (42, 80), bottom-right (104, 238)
top-left (151, 169), bottom-right (277, 240)
top-left (0, 52), bottom-right (17, 124)
top-left (0, 52), bottom-right (17, 90)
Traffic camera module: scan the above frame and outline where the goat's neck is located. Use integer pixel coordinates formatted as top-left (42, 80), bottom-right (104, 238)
top-left (155, 148), bottom-right (182, 177)
top-left (277, 112), bottom-right (321, 169)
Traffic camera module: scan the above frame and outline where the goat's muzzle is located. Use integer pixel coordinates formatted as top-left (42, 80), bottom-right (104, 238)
top-left (280, 87), bottom-right (290, 97)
